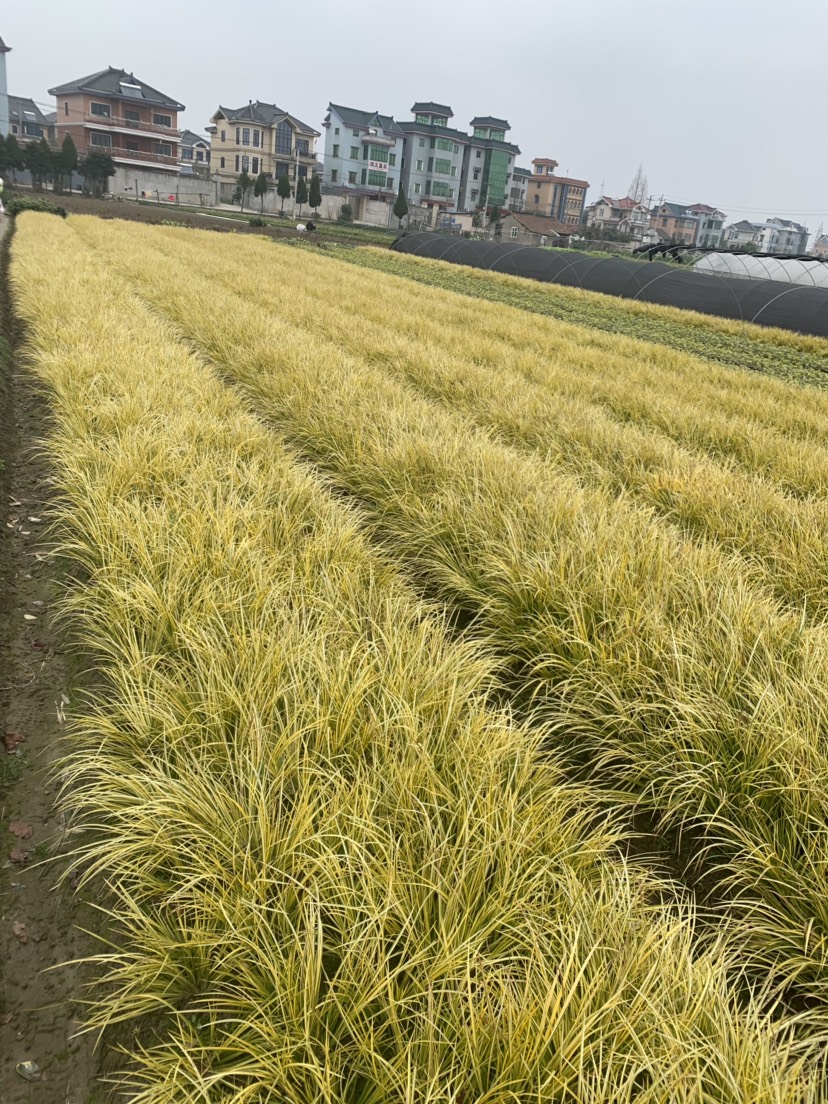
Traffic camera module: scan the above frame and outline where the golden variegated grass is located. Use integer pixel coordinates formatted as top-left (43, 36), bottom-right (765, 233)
top-left (13, 212), bottom-right (822, 1100)
top-left (64, 216), bottom-right (828, 1019)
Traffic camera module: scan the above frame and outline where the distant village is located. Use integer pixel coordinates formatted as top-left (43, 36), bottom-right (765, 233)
top-left (0, 34), bottom-right (821, 256)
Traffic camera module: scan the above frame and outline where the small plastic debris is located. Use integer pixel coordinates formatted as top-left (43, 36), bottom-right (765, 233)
top-left (23, 614), bottom-right (36, 621)
top-left (27, 517), bottom-right (41, 523)
top-left (16, 1060), bottom-right (41, 1081)
top-left (12, 922), bottom-right (28, 944)
top-left (10, 823), bottom-right (33, 840)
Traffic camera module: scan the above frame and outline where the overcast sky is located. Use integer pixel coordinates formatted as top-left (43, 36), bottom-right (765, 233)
top-left (4, 0), bottom-right (827, 226)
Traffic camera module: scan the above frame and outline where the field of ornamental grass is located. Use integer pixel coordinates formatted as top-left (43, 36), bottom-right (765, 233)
top-left (9, 212), bottom-right (828, 1100)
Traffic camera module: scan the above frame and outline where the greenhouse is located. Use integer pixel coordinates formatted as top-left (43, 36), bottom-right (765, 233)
top-left (392, 233), bottom-right (828, 337)
top-left (692, 251), bottom-right (828, 288)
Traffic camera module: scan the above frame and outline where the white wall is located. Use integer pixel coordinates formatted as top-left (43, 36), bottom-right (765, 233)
top-left (112, 166), bottom-right (216, 206)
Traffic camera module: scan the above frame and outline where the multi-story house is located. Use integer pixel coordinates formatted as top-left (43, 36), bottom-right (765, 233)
top-left (49, 67), bottom-right (184, 175)
top-left (7, 95), bottom-right (51, 140)
top-left (585, 195), bottom-right (650, 239)
top-left (508, 166), bottom-right (531, 212)
top-left (0, 35), bottom-right (10, 137)
top-left (459, 116), bottom-right (520, 213)
top-left (398, 103), bottom-right (469, 222)
top-left (322, 103), bottom-right (404, 215)
top-left (525, 158), bottom-right (588, 225)
top-left (687, 203), bottom-right (726, 247)
top-left (649, 201), bottom-right (698, 244)
top-left (723, 220), bottom-right (764, 249)
top-left (179, 129), bottom-right (211, 175)
top-left (209, 102), bottom-right (319, 202)
top-left (761, 217), bottom-right (809, 255)
top-left (812, 233), bottom-right (828, 259)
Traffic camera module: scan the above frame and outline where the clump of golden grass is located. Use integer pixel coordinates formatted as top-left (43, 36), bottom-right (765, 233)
top-left (15, 212), bottom-right (822, 1100)
top-left (67, 216), bottom-right (828, 1019)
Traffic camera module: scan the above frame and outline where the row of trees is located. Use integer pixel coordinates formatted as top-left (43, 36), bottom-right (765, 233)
top-left (234, 168), bottom-right (411, 227)
top-left (0, 132), bottom-right (117, 198)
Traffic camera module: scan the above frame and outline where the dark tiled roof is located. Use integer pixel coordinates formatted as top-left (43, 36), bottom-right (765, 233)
top-left (7, 95), bottom-right (51, 127)
top-left (48, 66), bottom-right (184, 110)
top-left (216, 101), bottom-right (319, 136)
top-left (398, 120), bottom-right (470, 143)
top-left (0, 36), bottom-right (10, 53)
top-left (411, 102), bottom-right (453, 117)
top-left (326, 103), bottom-right (403, 137)
top-left (470, 115), bottom-right (510, 128)
top-left (513, 166), bottom-right (532, 179)
top-left (180, 129), bottom-right (210, 147)
top-left (652, 201), bottom-right (689, 217)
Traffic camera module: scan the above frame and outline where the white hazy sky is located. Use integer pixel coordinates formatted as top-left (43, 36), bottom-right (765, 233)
top-left (4, 0), bottom-right (827, 226)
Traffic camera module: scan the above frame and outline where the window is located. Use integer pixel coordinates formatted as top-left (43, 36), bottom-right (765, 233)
top-left (276, 121), bottom-right (292, 155)
top-left (253, 129), bottom-right (260, 147)
top-left (435, 137), bottom-right (453, 151)
top-left (434, 117), bottom-right (446, 127)
top-left (23, 123), bottom-right (42, 137)
top-left (427, 157), bottom-right (433, 171)
top-left (348, 170), bottom-right (357, 183)
top-left (416, 159), bottom-right (423, 171)
top-left (415, 114), bottom-right (429, 124)
top-left (296, 138), bottom-right (309, 156)
top-left (64, 101), bottom-right (68, 116)
top-left (90, 131), bottom-right (111, 146)
top-left (242, 127), bottom-right (250, 145)
top-left (450, 165), bottom-right (456, 177)
top-left (182, 148), bottom-right (194, 160)
top-left (196, 150), bottom-right (204, 162)
top-left (155, 142), bottom-right (173, 157)
top-left (388, 152), bottom-right (396, 166)
top-left (476, 150), bottom-right (481, 158)
top-left (369, 145), bottom-right (388, 164)
top-left (533, 194), bottom-right (539, 205)
top-left (235, 155), bottom-right (240, 171)
top-left (418, 137), bottom-right (425, 147)
top-left (297, 165), bottom-right (308, 178)
top-left (361, 168), bottom-right (366, 184)
top-left (661, 217), bottom-right (668, 226)
top-left (429, 137), bottom-right (435, 148)
top-left (329, 169), bottom-right (337, 182)
top-left (471, 189), bottom-right (478, 200)
top-left (431, 181), bottom-right (453, 197)
top-left (414, 182), bottom-right (421, 194)
top-left (454, 143), bottom-right (459, 153)
top-left (332, 144), bottom-right (339, 157)
top-left (434, 158), bottom-right (451, 174)
top-left (510, 226), bottom-right (518, 238)
top-left (126, 139), bottom-right (139, 152)
top-left (236, 128), bottom-right (240, 144)
top-left (425, 180), bottom-right (431, 195)
top-left (334, 126), bottom-right (340, 134)
top-left (350, 146), bottom-right (359, 159)
top-left (473, 169), bottom-right (480, 181)
top-left (220, 156), bottom-right (226, 168)
top-left (252, 157), bottom-right (259, 174)
top-left (153, 113), bottom-right (172, 128)
top-left (221, 130), bottom-right (226, 142)
top-left (90, 102), bottom-right (111, 117)
top-left (275, 161), bottom-right (290, 177)
top-left (125, 109), bottom-right (140, 124)
top-left (241, 154), bottom-right (249, 171)
top-left (367, 170), bottom-right (386, 187)
top-left (387, 177), bottom-right (394, 189)
top-left (352, 128), bottom-right (359, 136)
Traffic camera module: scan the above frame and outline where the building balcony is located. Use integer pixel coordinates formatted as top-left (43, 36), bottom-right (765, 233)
top-left (82, 143), bottom-right (179, 169)
top-left (84, 113), bottom-right (180, 140)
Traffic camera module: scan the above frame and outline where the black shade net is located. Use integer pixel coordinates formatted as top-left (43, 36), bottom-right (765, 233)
top-left (391, 233), bottom-right (828, 338)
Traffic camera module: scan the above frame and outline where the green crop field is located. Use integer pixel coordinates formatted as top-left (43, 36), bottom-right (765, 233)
top-left (10, 212), bottom-right (828, 1101)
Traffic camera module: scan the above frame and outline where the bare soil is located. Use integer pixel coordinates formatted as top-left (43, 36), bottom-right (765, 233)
top-left (0, 215), bottom-right (101, 1102)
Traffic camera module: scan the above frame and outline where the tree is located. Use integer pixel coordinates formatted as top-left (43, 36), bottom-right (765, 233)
top-left (5, 134), bottom-right (24, 181)
top-left (0, 134), bottom-right (7, 176)
top-left (25, 138), bottom-right (54, 192)
top-left (236, 170), bottom-right (252, 211)
top-left (490, 205), bottom-right (502, 224)
top-left (628, 163), bottom-right (648, 204)
top-left (295, 174), bottom-right (308, 217)
top-left (338, 202), bottom-right (353, 223)
top-left (78, 148), bottom-right (116, 198)
top-left (393, 183), bottom-right (408, 228)
top-left (276, 174), bottom-right (291, 214)
top-left (254, 171), bottom-right (268, 212)
top-left (308, 173), bottom-right (322, 215)
top-left (60, 134), bottom-right (78, 194)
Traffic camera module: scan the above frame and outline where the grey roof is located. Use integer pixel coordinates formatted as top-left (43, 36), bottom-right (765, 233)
top-left (652, 201), bottom-right (690, 217)
top-left (48, 67), bottom-right (184, 110)
top-left (470, 116), bottom-right (510, 129)
top-left (411, 102), bottom-right (453, 117)
top-left (214, 100), bottom-right (319, 136)
top-left (398, 119), bottom-right (470, 143)
top-left (325, 103), bottom-right (403, 137)
top-left (513, 166), bottom-right (532, 179)
top-left (180, 128), bottom-right (210, 147)
top-left (730, 220), bottom-right (762, 232)
top-left (467, 133), bottom-right (521, 155)
top-left (7, 95), bottom-right (51, 128)
top-left (0, 36), bottom-right (10, 53)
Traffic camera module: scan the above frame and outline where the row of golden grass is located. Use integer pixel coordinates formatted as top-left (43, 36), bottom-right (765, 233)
top-left (16, 214), bottom-right (824, 1099)
top-left (65, 217), bottom-right (828, 1028)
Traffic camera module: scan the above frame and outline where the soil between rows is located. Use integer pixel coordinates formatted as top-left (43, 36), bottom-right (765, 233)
top-left (0, 215), bottom-right (101, 1103)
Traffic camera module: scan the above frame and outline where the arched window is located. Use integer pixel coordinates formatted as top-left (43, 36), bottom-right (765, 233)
top-left (276, 121), bottom-right (292, 156)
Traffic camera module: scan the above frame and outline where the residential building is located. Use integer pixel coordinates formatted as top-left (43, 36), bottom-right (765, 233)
top-left (0, 35), bottom-right (9, 137)
top-left (585, 195), bottom-right (650, 239)
top-left (209, 101), bottom-right (319, 202)
top-left (687, 202), bottom-right (726, 247)
top-left (813, 234), bottom-right (828, 259)
top-left (497, 211), bottom-right (574, 245)
top-left (649, 201), bottom-right (698, 244)
top-left (48, 67), bottom-right (184, 173)
top-left (723, 220), bottom-right (764, 249)
top-left (760, 217), bottom-right (809, 255)
top-left (525, 159), bottom-right (588, 224)
top-left (398, 103), bottom-right (469, 223)
top-left (322, 103), bottom-right (404, 217)
top-left (7, 95), bottom-right (51, 140)
top-left (508, 166), bottom-right (531, 211)
top-left (179, 129), bottom-right (210, 174)
top-left (458, 116), bottom-right (520, 213)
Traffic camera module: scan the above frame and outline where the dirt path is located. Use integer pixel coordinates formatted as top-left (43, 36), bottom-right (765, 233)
top-left (0, 215), bottom-right (100, 1102)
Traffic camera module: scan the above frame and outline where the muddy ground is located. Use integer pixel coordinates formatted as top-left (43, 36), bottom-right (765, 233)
top-left (0, 214), bottom-right (101, 1102)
